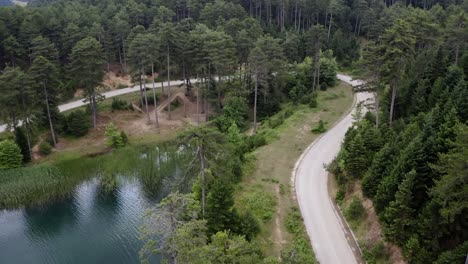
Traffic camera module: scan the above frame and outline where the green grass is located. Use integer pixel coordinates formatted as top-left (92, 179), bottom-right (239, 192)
top-left (235, 81), bottom-right (354, 259)
top-left (0, 163), bottom-right (91, 209)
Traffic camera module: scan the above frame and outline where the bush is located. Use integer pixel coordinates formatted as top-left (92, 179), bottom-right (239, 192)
top-left (111, 98), bottom-right (130, 111)
top-left (311, 120), bottom-right (327, 134)
top-left (239, 211), bottom-right (260, 241)
top-left (362, 242), bottom-right (389, 264)
top-left (39, 142), bottom-right (52, 155)
top-left (268, 115), bottom-right (285, 128)
top-left (0, 140), bottom-right (23, 169)
top-left (14, 127), bottom-right (31, 162)
top-left (242, 133), bottom-right (267, 153)
top-left (66, 110), bottom-right (90, 137)
top-left (216, 96), bottom-right (248, 132)
top-left (104, 123), bottom-right (127, 148)
top-left (345, 197), bottom-right (365, 221)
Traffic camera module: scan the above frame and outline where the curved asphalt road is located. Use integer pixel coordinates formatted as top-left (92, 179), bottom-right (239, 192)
top-left (294, 74), bottom-right (371, 264)
top-left (0, 79), bottom-right (196, 132)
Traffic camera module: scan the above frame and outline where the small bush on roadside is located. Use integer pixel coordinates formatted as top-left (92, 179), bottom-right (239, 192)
top-left (116, 83), bottom-right (128, 89)
top-left (345, 196), bottom-right (366, 221)
top-left (111, 98), bottom-right (130, 111)
top-left (362, 242), bottom-right (389, 264)
top-left (311, 120), bottom-right (327, 134)
top-left (39, 141), bottom-right (52, 155)
top-left (242, 133), bottom-right (267, 153)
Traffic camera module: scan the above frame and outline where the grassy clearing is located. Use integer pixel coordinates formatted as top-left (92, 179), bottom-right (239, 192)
top-left (235, 81), bottom-right (354, 259)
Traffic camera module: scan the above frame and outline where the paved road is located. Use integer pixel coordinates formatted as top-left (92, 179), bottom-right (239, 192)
top-left (0, 79), bottom-right (195, 132)
top-left (294, 74), bottom-right (371, 264)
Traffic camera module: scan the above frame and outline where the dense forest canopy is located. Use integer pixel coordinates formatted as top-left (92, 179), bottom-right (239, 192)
top-left (0, 0), bottom-right (467, 263)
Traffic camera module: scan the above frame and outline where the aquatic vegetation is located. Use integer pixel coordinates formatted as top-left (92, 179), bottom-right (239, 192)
top-left (0, 164), bottom-right (85, 209)
top-left (0, 143), bottom-right (196, 209)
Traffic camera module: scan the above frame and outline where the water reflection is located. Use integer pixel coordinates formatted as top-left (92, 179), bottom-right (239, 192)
top-left (0, 144), bottom-right (195, 264)
top-left (24, 196), bottom-right (78, 240)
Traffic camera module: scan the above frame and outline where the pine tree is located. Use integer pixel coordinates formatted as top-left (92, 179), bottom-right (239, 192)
top-left (206, 179), bottom-right (239, 234)
top-left (14, 127), bottom-right (31, 162)
top-left (29, 56), bottom-right (59, 146)
top-left (383, 170), bottom-right (417, 243)
top-left (344, 133), bottom-right (368, 178)
top-left (0, 140), bottom-right (23, 169)
top-left (69, 37), bottom-right (105, 128)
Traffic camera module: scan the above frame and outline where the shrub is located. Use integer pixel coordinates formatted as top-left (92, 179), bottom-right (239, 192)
top-left (217, 96), bottom-right (248, 132)
top-left (145, 94), bottom-right (160, 105)
top-left (0, 140), bottom-right (23, 169)
top-left (39, 141), bottom-right (52, 155)
top-left (240, 189), bottom-right (276, 222)
top-left (345, 197), bottom-right (365, 221)
top-left (239, 211), bottom-right (260, 241)
top-left (362, 242), bottom-right (389, 264)
top-left (104, 123), bottom-right (127, 148)
top-left (14, 127), bottom-right (31, 162)
top-left (66, 110), bottom-right (90, 137)
top-left (311, 120), bottom-right (327, 134)
top-left (242, 133), bottom-right (267, 153)
top-left (111, 98), bottom-right (130, 111)
top-left (268, 115), bottom-right (285, 128)
top-left (116, 83), bottom-right (128, 89)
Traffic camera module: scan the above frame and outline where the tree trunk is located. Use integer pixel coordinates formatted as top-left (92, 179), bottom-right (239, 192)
top-left (317, 51), bottom-right (321, 89)
top-left (389, 59), bottom-right (402, 125)
top-left (91, 90), bottom-right (97, 129)
top-left (200, 145), bottom-right (206, 217)
top-left (375, 89), bottom-right (380, 128)
top-left (328, 12), bottom-right (333, 40)
top-left (20, 89), bottom-right (32, 159)
top-left (253, 70), bottom-right (258, 134)
top-left (43, 82), bottom-right (57, 146)
top-left (138, 70), bottom-right (145, 112)
top-left (196, 74), bottom-right (200, 124)
top-left (167, 47), bottom-right (172, 120)
top-left (216, 69), bottom-right (222, 112)
top-left (160, 68), bottom-right (165, 96)
top-left (142, 69), bottom-right (150, 125)
top-left (152, 64), bottom-right (159, 129)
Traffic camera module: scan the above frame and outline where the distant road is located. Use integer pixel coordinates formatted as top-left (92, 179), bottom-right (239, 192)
top-left (0, 79), bottom-right (194, 132)
top-left (294, 74), bottom-right (371, 264)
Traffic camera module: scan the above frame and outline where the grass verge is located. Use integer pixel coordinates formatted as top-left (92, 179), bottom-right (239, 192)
top-left (235, 81), bottom-right (354, 260)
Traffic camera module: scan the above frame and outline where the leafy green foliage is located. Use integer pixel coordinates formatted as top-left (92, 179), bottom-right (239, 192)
top-left (282, 206), bottom-right (316, 263)
top-left (216, 96), bottom-right (248, 132)
top-left (0, 140), bottom-right (22, 169)
top-left (39, 141), bottom-right (52, 155)
top-left (14, 127), bottom-right (30, 162)
top-left (345, 197), bottom-right (366, 221)
top-left (65, 110), bottom-right (90, 137)
top-left (104, 123), bottom-right (127, 148)
top-left (111, 98), bottom-right (131, 111)
top-left (311, 120), bottom-right (327, 134)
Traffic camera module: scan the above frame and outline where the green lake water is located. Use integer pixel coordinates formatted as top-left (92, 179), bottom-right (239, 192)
top-left (0, 145), bottom-right (192, 264)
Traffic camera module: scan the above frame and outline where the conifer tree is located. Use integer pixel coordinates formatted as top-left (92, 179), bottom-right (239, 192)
top-left (29, 56), bottom-right (59, 146)
top-left (69, 37), bottom-right (105, 128)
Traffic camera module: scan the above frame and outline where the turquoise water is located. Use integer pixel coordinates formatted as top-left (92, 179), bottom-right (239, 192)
top-left (0, 146), bottom-right (191, 264)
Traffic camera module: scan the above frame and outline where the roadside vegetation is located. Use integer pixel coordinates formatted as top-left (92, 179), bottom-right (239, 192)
top-left (329, 5), bottom-right (468, 264)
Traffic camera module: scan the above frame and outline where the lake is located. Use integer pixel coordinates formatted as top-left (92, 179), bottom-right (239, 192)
top-left (0, 145), bottom-right (192, 264)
